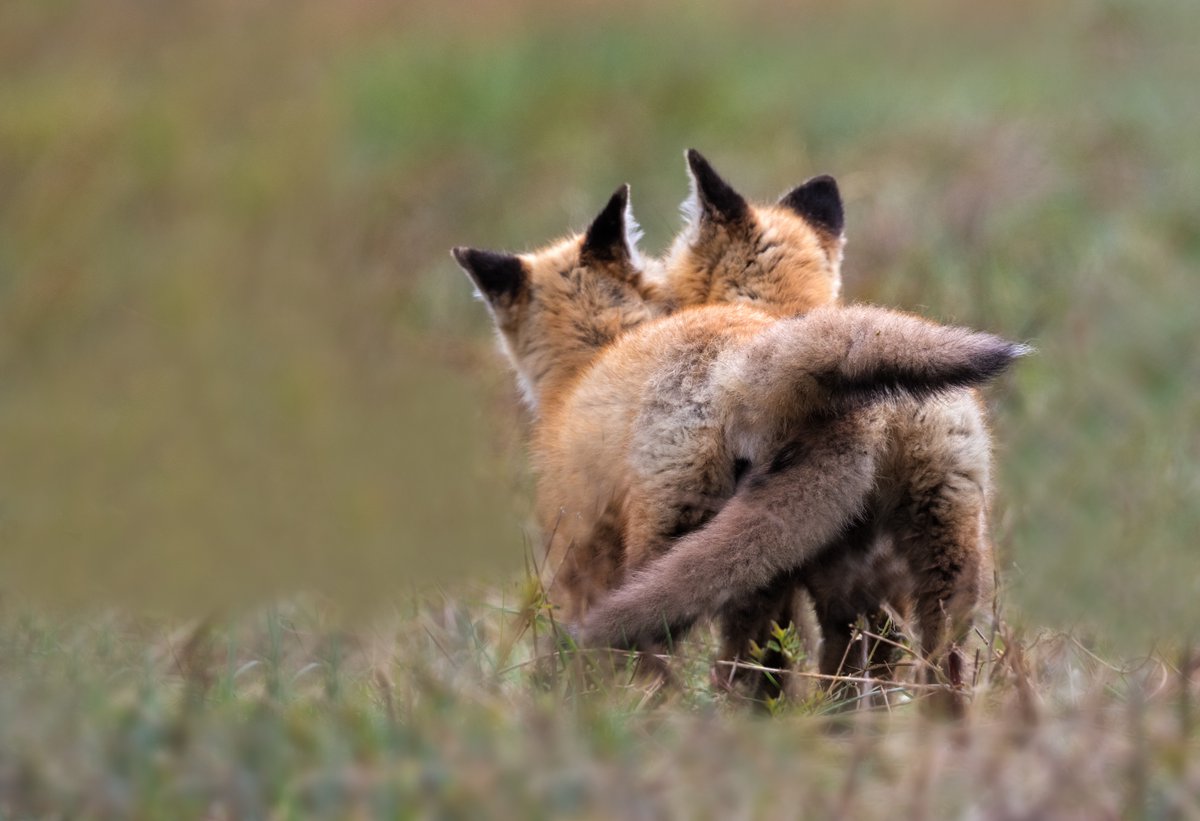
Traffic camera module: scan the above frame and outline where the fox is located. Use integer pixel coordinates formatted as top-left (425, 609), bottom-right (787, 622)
top-left (579, 151), bottom-right (1025, 705)
top-left (453, 182), bottom-right (1026, 697)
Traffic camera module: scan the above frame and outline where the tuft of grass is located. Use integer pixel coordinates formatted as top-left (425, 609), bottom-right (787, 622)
top-left (1, 589), bottom-right (1198, 818)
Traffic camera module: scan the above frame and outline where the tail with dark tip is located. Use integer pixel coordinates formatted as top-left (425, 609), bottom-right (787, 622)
top-left (725, 305), bottom-right (1030, 429)
top-left (808, 304), bottom-right (1031, 402)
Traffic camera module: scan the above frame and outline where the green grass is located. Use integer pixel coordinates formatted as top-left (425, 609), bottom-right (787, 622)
top-left (1, 595), bottom-right (1197, 817)
top-left (2, 0), bottom-right (1200, 815)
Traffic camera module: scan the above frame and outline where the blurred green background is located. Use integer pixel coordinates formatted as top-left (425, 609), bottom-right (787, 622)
top-left (1, 0), bottom-right (1197, 642)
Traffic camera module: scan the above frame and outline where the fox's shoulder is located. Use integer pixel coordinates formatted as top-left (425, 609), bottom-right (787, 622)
top-left (625, 302), bottom-right (776, 345)
top-left (563, 303), bottom-right (774, 380)
top-left (535, 303), bottom-right (775, 439)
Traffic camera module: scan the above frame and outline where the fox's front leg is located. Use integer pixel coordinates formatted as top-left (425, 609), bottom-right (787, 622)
top-left (714, 574), bottom-right (800, 702)
top-left (800, 518), bottom-right (912, 708)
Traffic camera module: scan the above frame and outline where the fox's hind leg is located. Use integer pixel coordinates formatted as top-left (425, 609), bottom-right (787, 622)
top-left (893, 475), bottom-right (990, 715)
top-left (620, 446), bottom-right (736, 574)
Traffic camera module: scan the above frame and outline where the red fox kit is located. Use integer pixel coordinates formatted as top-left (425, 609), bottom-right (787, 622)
top-left (455, 183), bottom-right (1026, 701)
top-left (580, 152), bottom-right (1025, 704)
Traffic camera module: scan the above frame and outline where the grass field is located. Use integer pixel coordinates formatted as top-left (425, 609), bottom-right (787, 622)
top-left (2, 0), bottom-right (1199, 816)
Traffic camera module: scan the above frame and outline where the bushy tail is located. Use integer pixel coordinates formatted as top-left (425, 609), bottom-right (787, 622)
top-left (809, 304), bottom-right (1031, 402)
top-left (724, 305), bottom-right (1030, 427)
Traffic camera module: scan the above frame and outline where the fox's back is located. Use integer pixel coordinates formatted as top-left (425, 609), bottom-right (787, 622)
top-left (534, 303), bottom-right (774, 495)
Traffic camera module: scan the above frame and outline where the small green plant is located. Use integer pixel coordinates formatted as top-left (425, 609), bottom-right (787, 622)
top-left (749, 620), bottom-right (805, 668)
top-left (747, 620), bottom-right (806, 714)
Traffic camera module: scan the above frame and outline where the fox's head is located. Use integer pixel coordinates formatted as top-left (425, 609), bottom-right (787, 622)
top-left (453, 185), bottom-right (664, 413)
top-left (664, 149), bottom-right (845, 318)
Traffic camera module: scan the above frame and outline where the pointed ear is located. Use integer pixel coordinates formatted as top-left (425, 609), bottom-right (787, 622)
top-left (779, 174), bottom-right (844, 236)
top-left (451, 246), bottom-right (526, 304)
top-left (684, 148), bottom-right (749, 224)
top-left (581, 184), bottom-right (642, 267)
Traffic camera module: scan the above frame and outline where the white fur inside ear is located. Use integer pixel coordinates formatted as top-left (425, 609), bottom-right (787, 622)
top-left (829, 233), bottom-right (847, 299)
top-left (623, 196), bottom-right (645, 269)
top-left (679, 162), bottom-right (703, 242)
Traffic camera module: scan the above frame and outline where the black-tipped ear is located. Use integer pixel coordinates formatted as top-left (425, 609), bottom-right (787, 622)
top-left (582, 184), bottom-right (633, 264)
top-left (452, 246), bottom-right (526, 304)
top-left (686, 149), bottom-right (748, 223)
top-left (779, 175), bottom-right (844, 236)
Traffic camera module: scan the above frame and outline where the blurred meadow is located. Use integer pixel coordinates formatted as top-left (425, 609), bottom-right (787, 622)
top-left (2, 0), bottom-right (1199, 815)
